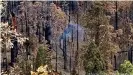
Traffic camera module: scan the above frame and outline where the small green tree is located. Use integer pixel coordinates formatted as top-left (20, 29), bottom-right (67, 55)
top-left (83, 42), bottom-right (105, 74)
top-left (35, 45), bottom-right (50, 69)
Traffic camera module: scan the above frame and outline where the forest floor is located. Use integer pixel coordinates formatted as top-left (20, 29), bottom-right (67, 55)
top-left (50, 14), bottom-right (85, 75)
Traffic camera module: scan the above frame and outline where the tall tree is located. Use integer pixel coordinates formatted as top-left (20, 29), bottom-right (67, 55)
top-left (81, 2), bottom-right (119, 74)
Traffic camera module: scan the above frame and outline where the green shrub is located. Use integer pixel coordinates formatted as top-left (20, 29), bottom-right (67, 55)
top-left (118, 60), bottom-right (133, 75)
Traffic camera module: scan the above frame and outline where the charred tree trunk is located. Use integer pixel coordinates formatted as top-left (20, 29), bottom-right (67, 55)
top-left (63, 33), bottom-right (67, 70)
top-left (95, 24), bottom-right (100, 46)
top-left (115, 1), bottom-right (118, 30)
top-left (128, 47), bottom-right (133, 63)
top-left (38, 25), bottom-right (41, 43)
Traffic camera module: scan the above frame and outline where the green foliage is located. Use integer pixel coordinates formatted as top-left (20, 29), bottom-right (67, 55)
top-left (83, 42), bottom-right (105, 74)
top-left (81, 2), bottom-right (106, 29)
top-left (113, 70), bottom-right (120, 75)
top-left (35, 45), bottom-right (50, 69)
top-left (118, 60), bottom-right (133, 74)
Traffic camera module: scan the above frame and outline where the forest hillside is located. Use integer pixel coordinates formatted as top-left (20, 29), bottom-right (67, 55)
top-left (1, 1), bottom-right (133, 75)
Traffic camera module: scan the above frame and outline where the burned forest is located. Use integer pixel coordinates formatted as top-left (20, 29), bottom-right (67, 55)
top-left (0, 1), bottom-right (133, 75)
